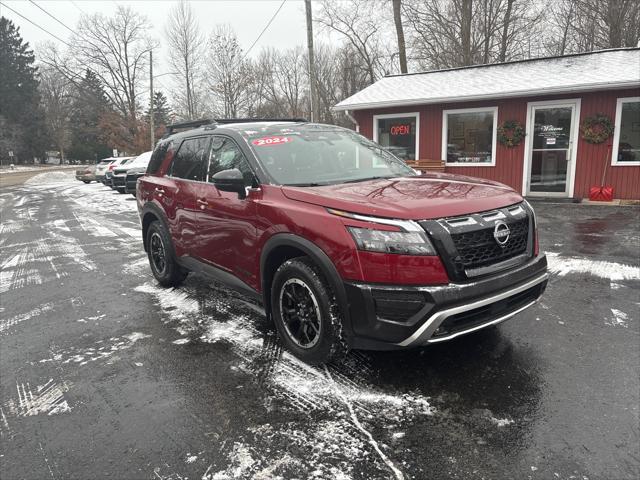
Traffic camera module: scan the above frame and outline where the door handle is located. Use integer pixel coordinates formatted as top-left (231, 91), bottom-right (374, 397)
top-left (155, 188), bottom-right (165, 195)
top-left (197, 198), bottom-right (208, 209)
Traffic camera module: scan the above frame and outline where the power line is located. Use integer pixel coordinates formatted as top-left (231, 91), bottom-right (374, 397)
top-left (69, 0), bottom-right (86, 15)
top-left (242, 0), bottom-right (287, 61)
top-left (0, 1), bottom-right (72, 47)
top-left (28, 0), bottom-right (75, 34)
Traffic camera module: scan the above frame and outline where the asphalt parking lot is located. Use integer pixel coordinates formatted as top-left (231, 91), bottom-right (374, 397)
top-left (1, 172), bottom-right (638, 480)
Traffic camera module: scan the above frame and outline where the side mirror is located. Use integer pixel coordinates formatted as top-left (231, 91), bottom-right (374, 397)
top-left (212, 168), bottom-right (246, 199)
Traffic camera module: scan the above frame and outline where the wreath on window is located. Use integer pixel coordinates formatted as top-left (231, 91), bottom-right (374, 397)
top-left (497, 120), bottom-right (525, 148)
top-left (580, 113), bottom-right (614, 144)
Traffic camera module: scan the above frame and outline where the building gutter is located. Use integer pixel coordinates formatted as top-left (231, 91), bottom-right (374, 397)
top-left (333, 81), bottom-right (640, 111)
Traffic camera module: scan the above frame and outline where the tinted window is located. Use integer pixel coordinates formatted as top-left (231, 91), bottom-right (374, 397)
top-left (208, 137), bottom-right (255, 186)
top-left (169, 137), bottom-right (210, 181)
top-left (147, 140), bottom-right (172, 175)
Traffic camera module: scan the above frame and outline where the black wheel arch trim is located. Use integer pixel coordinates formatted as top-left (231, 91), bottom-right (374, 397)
top-left (140, 202), bottom-right (172, 252)
top-left (260, 234), bottom-right (353, 339)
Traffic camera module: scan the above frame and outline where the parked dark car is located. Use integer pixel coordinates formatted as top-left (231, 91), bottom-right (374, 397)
top-left (104, 157), bottom-right (134, 187)
top-left (137, 119), bottom-right (547, 365)
top-left (125, 166), bottom-right (147, 196)
top-left (112, 151), bottom-right (152, 194)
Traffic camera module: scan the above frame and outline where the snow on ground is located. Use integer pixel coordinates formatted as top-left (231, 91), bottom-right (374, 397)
top-left (546, 252), bottom-right (640, 282)
top-left (0, 165), bottom-right (87, 175)
top-left (3, 175), bottom-right (639, 479)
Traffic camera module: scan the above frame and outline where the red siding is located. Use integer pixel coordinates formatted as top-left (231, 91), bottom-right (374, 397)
top-left (353, 87), bottom-right (640, 199)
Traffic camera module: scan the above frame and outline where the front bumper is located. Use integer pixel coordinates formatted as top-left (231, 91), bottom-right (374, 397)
top-left (345, 253), bottom-right (548, 350)
top-left (112, 175), bottom-right (126, 188)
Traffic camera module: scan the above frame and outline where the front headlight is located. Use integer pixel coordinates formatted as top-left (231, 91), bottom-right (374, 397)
top-left (348, 227), bottom-right (436, 255)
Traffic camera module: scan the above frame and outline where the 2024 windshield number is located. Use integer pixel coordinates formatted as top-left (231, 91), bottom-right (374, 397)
top-left (252, 136), bottom-right (292, 147)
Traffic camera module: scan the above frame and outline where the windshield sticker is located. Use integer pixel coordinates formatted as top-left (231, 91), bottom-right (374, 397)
top-left (252, 136), bottom-right (292, 147)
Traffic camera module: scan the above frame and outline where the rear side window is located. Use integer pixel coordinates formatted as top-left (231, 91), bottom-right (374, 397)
top-left (168, 137), bottom-right (210, 181)
top-left (147, 140), bottom-right (172, 175)
top-left (208, 137), bottom-right (255, 186)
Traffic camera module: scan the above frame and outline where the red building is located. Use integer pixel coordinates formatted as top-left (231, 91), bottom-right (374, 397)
top-left (335, 48), bottom-right (640, 200)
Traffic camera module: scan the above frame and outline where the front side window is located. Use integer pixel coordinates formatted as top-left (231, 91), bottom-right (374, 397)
top-left (613, 97), bottom-right (640, 165)
top-left (169, 137), bottom-right (210, 181)
top-left (443, 108), bottom-right (497, 165)
top-left (243, 125), bottom-right (415, 186)
top-left (208, 137), bottom-right (255, 186)
top-left (374, 114), bottom-right (418, 161)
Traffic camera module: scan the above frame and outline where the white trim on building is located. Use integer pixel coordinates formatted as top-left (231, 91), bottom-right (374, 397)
top-left (441, 106), bottom-right (498, 167)
top-left (372, 112), bottom-right (420, 160)
top-left (611, 96), bottom-right (640, 167)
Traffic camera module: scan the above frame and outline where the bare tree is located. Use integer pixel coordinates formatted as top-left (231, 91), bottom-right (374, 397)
top-left (315, 0), bottom-right (394, 84)
top-left (67, 6), bottom-right (153, 122)
top-left (39, 67), bottom-right (73, 161)
top-left (544, 0), bottom-right (640, 55)
top-left (273, 47), bottom-right (308, 117)
top-left (403, 0), bottom-right (544, 69)
top-left (165, 0), bottom-right (206, 120)
top-left (207, 25), bottom-right (253, 118)
top-left (392, 0), bottom-right (408, 73)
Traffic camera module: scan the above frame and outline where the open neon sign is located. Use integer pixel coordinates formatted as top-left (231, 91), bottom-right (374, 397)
top-left (390, 124), bottom-right (411, 136)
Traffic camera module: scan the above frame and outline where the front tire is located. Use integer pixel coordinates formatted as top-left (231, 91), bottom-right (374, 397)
top-left (116, 187), bottom-right (125, 194)
top-left (271, 257), bottom-right (348, 365)
top-left (146, 220), bottom-right (188, 287)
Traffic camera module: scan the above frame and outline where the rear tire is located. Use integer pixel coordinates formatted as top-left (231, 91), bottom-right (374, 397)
top-left (271, 257), bottom-right (348, 365)
top-left (146, 220), bottom-right (188, 287)
top-left (83, 180), bottom-right (90, 184)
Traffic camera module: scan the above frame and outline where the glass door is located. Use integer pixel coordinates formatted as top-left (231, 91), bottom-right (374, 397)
top-left (527, 104), bottom-right (575, 196)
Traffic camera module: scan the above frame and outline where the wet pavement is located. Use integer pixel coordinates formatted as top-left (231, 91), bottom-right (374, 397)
top-left (0, 172), bottom-right (638, 480)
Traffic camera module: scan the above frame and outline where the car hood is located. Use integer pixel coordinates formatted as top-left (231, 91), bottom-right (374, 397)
top-left (280, 173), bottom-right (523, 220)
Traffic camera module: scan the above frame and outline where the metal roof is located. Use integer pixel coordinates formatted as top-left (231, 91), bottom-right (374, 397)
top-left (334, 48), bottom-right (640, 111)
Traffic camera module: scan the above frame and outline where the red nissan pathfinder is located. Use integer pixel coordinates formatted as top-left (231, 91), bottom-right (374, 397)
top-left (137, 119), bottom-right (548, 364)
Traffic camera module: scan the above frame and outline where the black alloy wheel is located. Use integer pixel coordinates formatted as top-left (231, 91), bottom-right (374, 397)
top-left (279, 278), bottom-right (322, 349)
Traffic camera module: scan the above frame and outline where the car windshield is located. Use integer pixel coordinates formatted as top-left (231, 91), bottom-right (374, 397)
top-left (128, 151), bottom-right (152, 168)
top-left (242, 125), bottom-right (416, 186)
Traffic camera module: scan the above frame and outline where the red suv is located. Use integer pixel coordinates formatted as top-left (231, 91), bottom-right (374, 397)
top-left (137, 119), bottom-right (548, 364)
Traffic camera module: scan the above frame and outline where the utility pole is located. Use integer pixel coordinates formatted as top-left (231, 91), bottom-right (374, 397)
top-left (305, 0), bottom-right (318, 122)
top-left (149, 49), bottom-right (155, 150)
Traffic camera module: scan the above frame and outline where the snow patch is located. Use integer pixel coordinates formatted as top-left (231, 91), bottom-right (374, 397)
top-left (607, 309), bottom-right (629, 328)
top-left (546, 252), bottom-right (640, 281)
top-left (490, 416), bottom-right (515, 427)
top-left (9, 379), bottom-right (71, 416)
top-left (0, 303), bottom-right (54, 334)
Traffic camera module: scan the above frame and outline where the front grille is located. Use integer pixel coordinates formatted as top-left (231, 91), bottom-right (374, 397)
top-left (451, 217), bottom-right (528, 270)
top-left (432, 282), bottom-right (544, 338)
top-left (371, 289), bottom-right (426, 323)
top-left (113, 176), bottom-right (125, 187)
top-left (420, 203), bottom-right (533, 281)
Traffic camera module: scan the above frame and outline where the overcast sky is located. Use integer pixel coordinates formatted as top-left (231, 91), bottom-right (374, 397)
top-left (1, 0), bottom-right (326, 93)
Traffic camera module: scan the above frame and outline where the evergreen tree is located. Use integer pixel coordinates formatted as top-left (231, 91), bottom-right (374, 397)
top-left (147, 91), bottom-right (172, 128)
top-left (0, 17), bottom-right (48, 163)
top-left (67, 69), bottom-right (112, 161)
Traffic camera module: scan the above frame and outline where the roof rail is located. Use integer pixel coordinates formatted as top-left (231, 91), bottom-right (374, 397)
top-left (164, 118), bottom-right (213, 136)
top-left (213, 118), bottom-right (308, 124)
top-left (163, 117), bottom-right (309, 138)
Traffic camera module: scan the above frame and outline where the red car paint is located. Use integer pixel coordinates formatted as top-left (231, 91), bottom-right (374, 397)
top-left (137, 122), bottom-right (548, 353)
top-left (139, 144), bottom-right (527, 291)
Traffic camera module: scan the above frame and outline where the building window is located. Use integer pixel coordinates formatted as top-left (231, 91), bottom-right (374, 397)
top-left (442, 107), bottom-right (498, 166)
top-left (612, 97), bottom-right (640, 166)
top-left (373, 113), bottom-right (419, 161)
